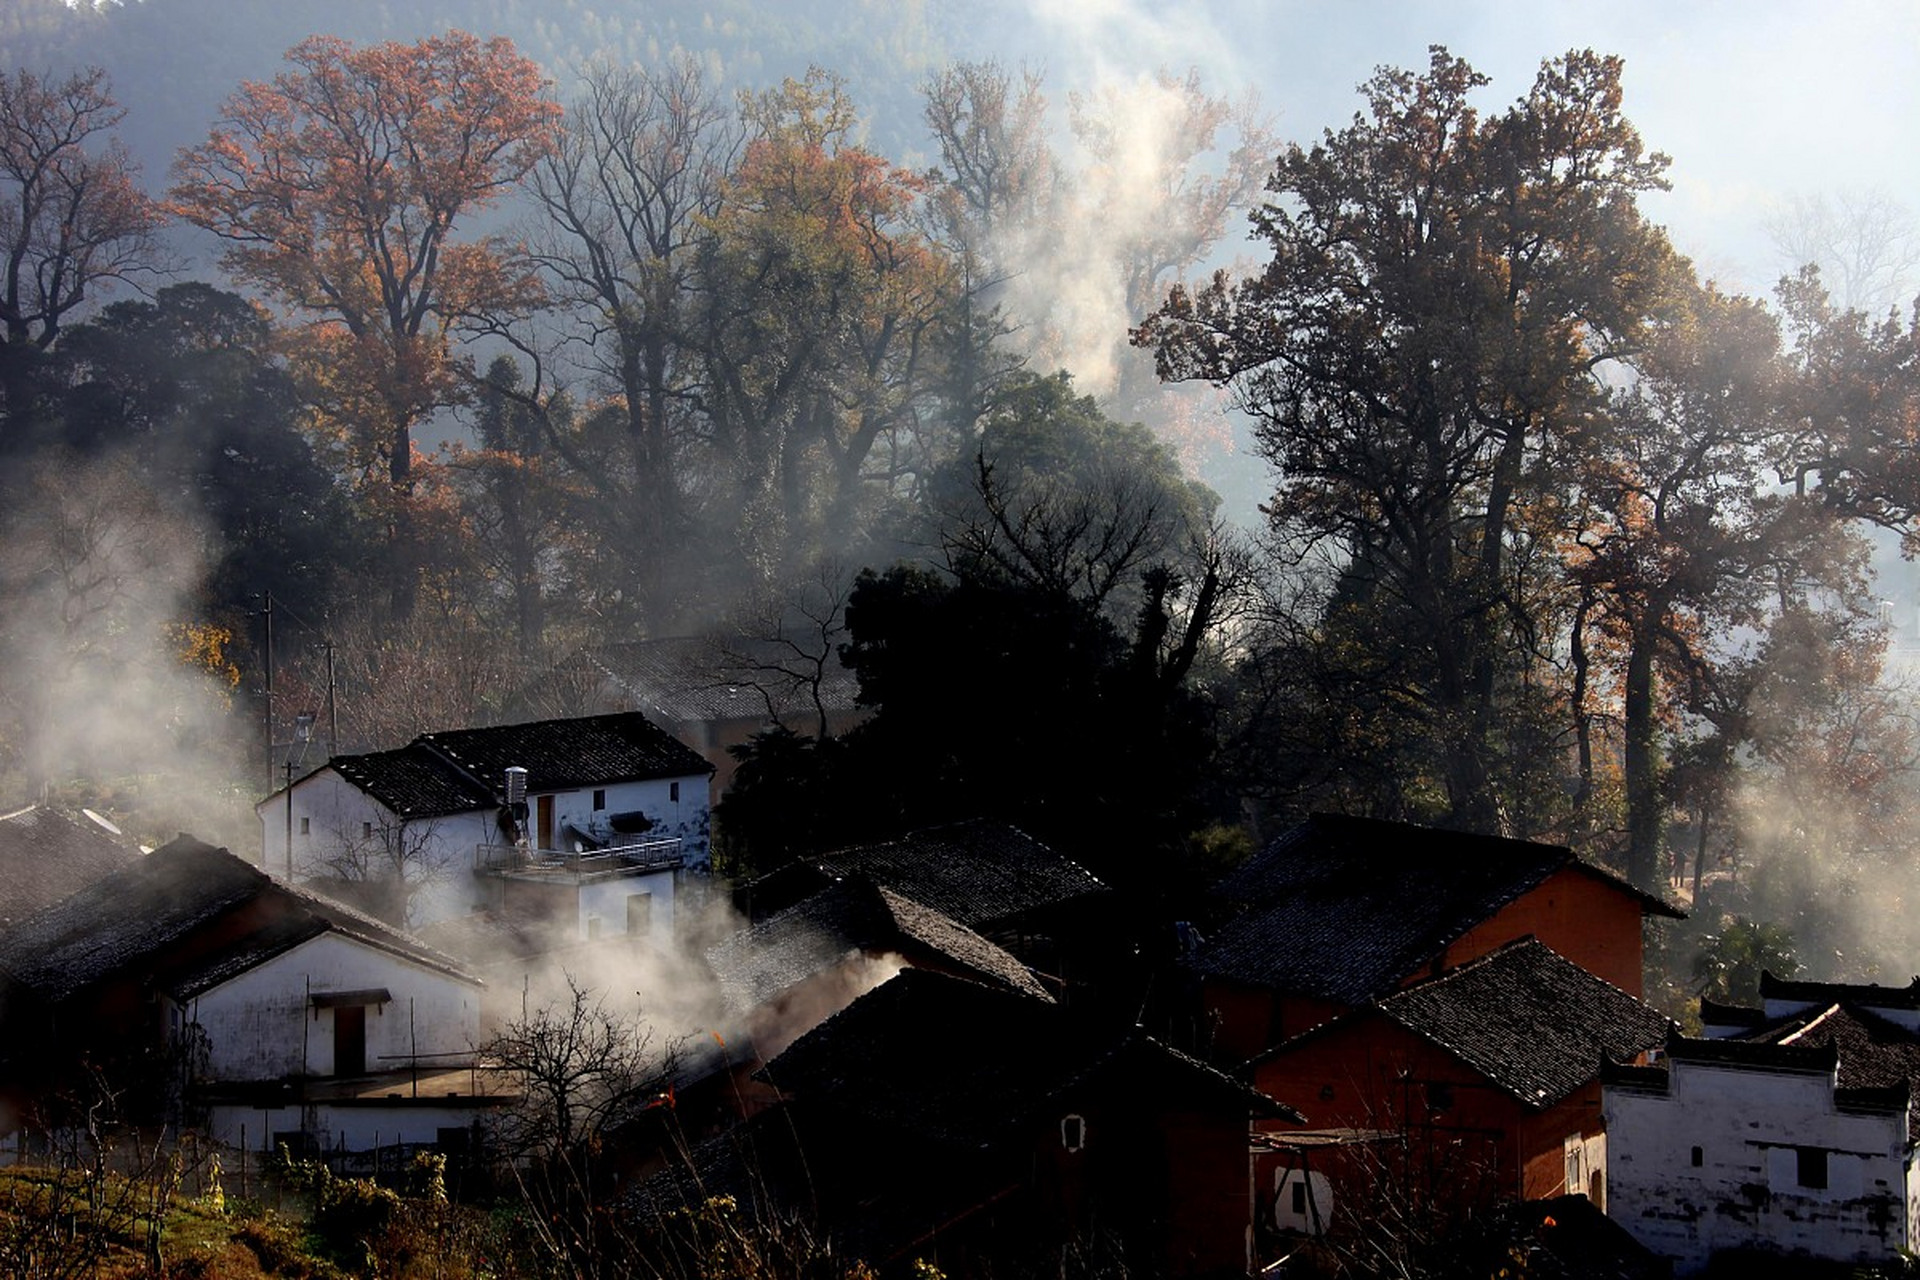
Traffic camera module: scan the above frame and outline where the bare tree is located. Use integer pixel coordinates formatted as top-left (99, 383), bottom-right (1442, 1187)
top-left (0, 66), bottom-right (163, 422)
top-left (525, 56), bottom-right (739, 619)
top-left (1767, 188), bottom-right (1920, 316)
top-left (480, 973), bottom-right (673, 1163)
top-left (304, 810), bottom-right (447, 926)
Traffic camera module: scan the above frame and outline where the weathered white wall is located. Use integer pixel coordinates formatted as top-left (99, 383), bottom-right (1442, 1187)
top-left (544, 777), bottom-right (710, 870)
top-left (574, 867), bottom-right (676, 940)
top-left (262, 768), bottom-right (711, 930)
top-left (173, 932), bottom-right (479, 1081)
top-left (1605, 1059), bottom-right (1910, 1273)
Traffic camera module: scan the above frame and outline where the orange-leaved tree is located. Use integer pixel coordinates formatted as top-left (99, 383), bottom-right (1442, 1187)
top-left (169, 32), bottom-right (559, 612)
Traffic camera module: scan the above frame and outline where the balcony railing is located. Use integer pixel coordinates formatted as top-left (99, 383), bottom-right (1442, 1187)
top-left (474, 836), bottom-right (684, 878)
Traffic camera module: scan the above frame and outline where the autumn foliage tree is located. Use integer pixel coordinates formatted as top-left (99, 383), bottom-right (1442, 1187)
top-left (169, 31), bottom-right (559, 612)
top-left (1137, 48), bottom-right (1677, 838)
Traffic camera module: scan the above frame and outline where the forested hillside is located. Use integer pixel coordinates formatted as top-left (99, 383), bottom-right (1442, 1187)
top-left (5, 2), bottom-right (1920, 996)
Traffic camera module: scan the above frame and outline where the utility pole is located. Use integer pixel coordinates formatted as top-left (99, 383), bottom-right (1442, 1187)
top-left (261, 592), bottom-right (275, 792)
top-left (324, 637), bottom-right (338, 758)
top-left (284, 760), bottom-right (295, 880)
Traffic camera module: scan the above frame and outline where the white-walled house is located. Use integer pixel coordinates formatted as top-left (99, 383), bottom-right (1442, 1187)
top-left (1605, 995), bottom-right (1920, 1274)
top-left (0, 836), bottom-right (506, 1154)
top-left (256, 711), bottom-right (714, 933)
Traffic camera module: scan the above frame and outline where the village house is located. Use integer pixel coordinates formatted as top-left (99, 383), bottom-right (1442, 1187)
top-left (1195, 813), bottom-right (1683, 1061)
top-left (1247, 937), bottom-right (1670, 1241)
top-left (635, 968), bottom-right (1294, 1277)
top-left (1605, 973), bottom-right (1920, 1273)
top-left (0, 836), bottom-right (508, 1156)
top-left (257, 710), bottom-right (714, 932)
top-left (0, 804), bottom-right (137, 931)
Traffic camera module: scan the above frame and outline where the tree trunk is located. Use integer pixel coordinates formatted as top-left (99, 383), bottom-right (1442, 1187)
top-left (1622, 620), bottom-right (1664, 890)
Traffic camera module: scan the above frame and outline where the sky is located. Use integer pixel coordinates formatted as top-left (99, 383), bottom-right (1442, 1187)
top-left (1012, 0), bottom-right (1920, 300)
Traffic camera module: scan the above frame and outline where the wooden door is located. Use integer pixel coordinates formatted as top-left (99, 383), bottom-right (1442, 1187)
top-left (537, 795), bottom-right (554, 850)
top-left (334, 1005), bottom-right (366, 1077)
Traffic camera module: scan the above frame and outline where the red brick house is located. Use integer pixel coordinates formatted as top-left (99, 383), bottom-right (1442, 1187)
top-left (1248, 938), bottom-right (1669, 1238)
top-left (1196, 814), bottom-right (1682, 1061)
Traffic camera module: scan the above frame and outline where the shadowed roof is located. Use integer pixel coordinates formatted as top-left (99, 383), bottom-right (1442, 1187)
top-left (0, 806), bottom-right (138, 930)
top-left (1196, 813), bottom-right (1681, 1002)
top-left (0, 835), bottom-right (478, 1003)
top-left (706, 877), bottom-right (1052, 1011)
top-left (745, 819), bottom-right (1109, 930)
top-left (312, 711), bottom-right (712, 819)
top-left (760, 969), bottom-right (1293, 1147)
top-left (1316, 938), bottom-right (1672, 1108)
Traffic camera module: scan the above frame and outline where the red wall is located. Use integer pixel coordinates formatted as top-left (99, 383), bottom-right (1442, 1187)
top-left (1441, 868), bottom-right (1645, 997)
top-left (1252, 1014), bottom-right (1602, 1214)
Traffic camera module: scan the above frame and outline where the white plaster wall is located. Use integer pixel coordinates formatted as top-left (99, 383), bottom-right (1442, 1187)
top-left (262, 768), bottom-right (712, 930)
top-left (177, 932), bottom-right (479, 1082)
top-left (576, 867), bottom-right (676, 940)
top-left (1605, 1061), bottom-right (1909, 1273)
top-left (543, 776), bottom-right (710, 869)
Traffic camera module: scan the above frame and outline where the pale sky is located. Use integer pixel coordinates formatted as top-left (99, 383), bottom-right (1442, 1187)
top-left (1016, 0), bottom-right (1920, 300)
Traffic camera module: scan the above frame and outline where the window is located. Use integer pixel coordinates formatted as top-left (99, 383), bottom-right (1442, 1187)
top-left (1691, 1146), bottom-right (1704, 1168)
top-left (670, 781), bottom-right (680, 803)
top-left (1060, 1114), bottom-right (1086, 1152)
top-left (299, 817), bottom-right (309, 835)
top-left (593, 789), bottom-right (606, 810)
top-left (362, 822), bottom-right (373, 839)
top-left (1291, 1182), bottom-right (1307, 1214)
top-left (1797, 1147), bottom-right (1828, 1190)
top-left (627, 893), bottom-right (653, 937)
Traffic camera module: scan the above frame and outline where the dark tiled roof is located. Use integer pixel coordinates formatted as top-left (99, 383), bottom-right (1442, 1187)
top-left (0, 806), bottom-right (138, 929)
top-left (329, 745), bottom-right (498, 819)
top-left (1760, 969), bottom-right (1920, 1011)
top-left (1663, 1033), bottom-right (1838, 1073)
top-left (705, 877), bottom-right (1051, 1011)
top-left (1697, 997), bottom-right (1770, 1030)
top-left (759, 969), bottom-right (1291, 1148)
top-left (747, 820), bottom-right (1110, 929)
top-left (1359, 939), bottom-right (1670, 1108)
top-left (587, 636), bottom-right (861, 726)
top-left (1744, 1002), bottom-right (1920, 1137)
top-left (1196, 813), bottom-right (1679, 1000)
top-left (0, 836), bottom-right (478, 1004)
top-left (323, 711), bottom-right (710, 819)
top-left (1504, 1195), bottom-right (1674, 1280)
top-left (423, 711), bottom-right (711, 794)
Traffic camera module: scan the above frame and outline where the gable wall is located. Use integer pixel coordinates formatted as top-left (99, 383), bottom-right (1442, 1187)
top-left (1441, 869), bottom-right (1646, 996)
top-left (1605, 1060), bottom-right (1911, 1272)
top-left (173, 932), bottom-right (479, 1081)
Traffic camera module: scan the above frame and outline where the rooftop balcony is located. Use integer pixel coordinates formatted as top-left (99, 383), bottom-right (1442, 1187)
top-left (474, 836), bottom-right (684, 881)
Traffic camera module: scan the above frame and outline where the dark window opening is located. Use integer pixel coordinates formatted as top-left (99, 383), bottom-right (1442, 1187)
top-left (1797, 1147), bottom-right (1828, 1190)
top-left (299, 817), bottom-right (309, 835)
top-left (1691, 1146), bottom-right (1704, 1167)
top-left (670, 781), bottom-right (680, 803)
top-left (1425, 1081), bottom-right (1454, 1113)
top-left (1060, 1114), bottom-right (1085, 1152)
top-left (1291, 1182), bottom-right (1307, 1214)
top-left (593, 789), bottom-right (606, 810)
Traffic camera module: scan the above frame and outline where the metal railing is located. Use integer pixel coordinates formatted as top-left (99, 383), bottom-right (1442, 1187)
top-left (474, 836), bottom-right (684, 877)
